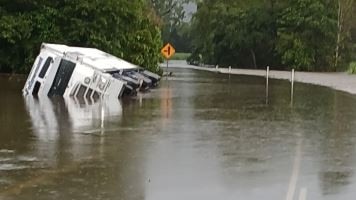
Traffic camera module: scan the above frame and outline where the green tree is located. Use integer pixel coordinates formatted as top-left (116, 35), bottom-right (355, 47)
top-left (276, 0), bottom-right (337, 71)
top-left (189, 0), bottom-right (278, 68)
top-left (335, 0), bottom-right (355, 69)
top-left (0, 0), bottom-right (163, 74)
top-left (189, 0), bottom-right (349, 71)
top-left (148, 0), bottom-right (193, 52)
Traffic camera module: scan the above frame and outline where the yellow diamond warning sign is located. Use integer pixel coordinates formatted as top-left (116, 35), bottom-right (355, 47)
top-left (161, 43), bottom-right (175, 60)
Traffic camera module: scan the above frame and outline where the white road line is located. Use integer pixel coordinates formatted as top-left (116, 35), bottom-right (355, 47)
top-left (298, 188), bottom-right (307, 200)
top-left (286, 138), bottom-right (303, 200)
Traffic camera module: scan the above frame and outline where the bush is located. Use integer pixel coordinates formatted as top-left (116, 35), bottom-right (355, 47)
top-left (352, 44), bottom-right (356, 61)
top-left (187, 52), bottom-right (202, 66)
top-left (348, 62), bottom-right (356, 74)
top-left (0, 1), bottom-right (163, 74)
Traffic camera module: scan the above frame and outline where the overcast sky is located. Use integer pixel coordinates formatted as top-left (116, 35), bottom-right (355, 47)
top-left (184, 2), bottom-right (197, 21)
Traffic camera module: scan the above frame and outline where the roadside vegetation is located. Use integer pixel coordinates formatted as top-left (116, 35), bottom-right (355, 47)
top-left (0, 0), bottom-right (163, 74)
top-left (1, 0), bottom-right (356, 74)
top-left (348, 62), bottom-right (356, 74)
top-left (189, 0), bottom-right (356, 72)
top-left (171, 53), bottom-right (191, 60)
top-left (149, 0), bottom-right (192, 54)
top-left (350, 44), bottom-right (356, 74)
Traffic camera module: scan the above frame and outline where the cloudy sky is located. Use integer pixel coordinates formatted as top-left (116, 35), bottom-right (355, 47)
top-left (184, 2), bottom-right (197, 21)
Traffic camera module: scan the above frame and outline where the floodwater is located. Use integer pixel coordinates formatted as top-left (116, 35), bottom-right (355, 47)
top-left (1, 68), bottom-right (356, 200)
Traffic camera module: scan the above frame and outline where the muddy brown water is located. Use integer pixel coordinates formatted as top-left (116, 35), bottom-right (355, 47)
top-left (1, 69), bottom-right (356, 200)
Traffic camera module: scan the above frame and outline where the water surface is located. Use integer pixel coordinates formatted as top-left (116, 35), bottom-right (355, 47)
top-left (1, 69), bottom-right (356, 200)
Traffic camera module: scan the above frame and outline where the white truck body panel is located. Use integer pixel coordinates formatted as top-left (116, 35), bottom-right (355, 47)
top-left (23, 43), bottom-right (133, 100)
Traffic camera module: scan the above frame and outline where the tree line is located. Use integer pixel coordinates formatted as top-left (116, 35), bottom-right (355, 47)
top-left (0, 0), bottom-right (163, 74)
top-left (1, 0), bottom-right (355, 74)
top-left (188, 0), bottom-right (356, 71)
top-left (148, 0), bottom-right (193, 53)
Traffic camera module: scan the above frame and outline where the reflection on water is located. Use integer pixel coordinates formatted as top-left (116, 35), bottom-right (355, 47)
top-left (21, 96), bottom-right (123, 171)
top-left (318, 94), bottom-right (356, 196)
top-left (1, 70), bottom-right (356, 200)
top-left (24, 96), bottom-right (122, 137)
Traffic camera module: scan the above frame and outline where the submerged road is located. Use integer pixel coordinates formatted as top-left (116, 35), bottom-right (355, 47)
top-left (1, 68), bottom-right (356, 200)
top-left (163, 60), bottom-right (356, 95)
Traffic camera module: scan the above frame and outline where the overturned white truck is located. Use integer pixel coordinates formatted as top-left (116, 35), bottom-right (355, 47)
top-left (23, 43), bottom-right (160, 100)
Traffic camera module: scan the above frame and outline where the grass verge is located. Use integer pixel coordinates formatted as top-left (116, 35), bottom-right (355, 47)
top-left (171, 53), bottom-right (191, 60)
top-left (347, 61), bottom-right (356, 74)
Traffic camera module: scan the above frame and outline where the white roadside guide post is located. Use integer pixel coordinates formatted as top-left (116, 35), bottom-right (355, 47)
top-left (266, 66), bottom-right (270, 104)
top-left (161, 43), bottom-right (176, 76)
top-left (166, 58), bottom-right (169, 71)
top-left (228, 66), bottom-right (232, 81)
top-left (291, 69), bottom-right (295, 104)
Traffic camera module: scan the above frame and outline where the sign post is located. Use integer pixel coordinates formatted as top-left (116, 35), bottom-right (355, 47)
top-left (161, 43), bottom-right (176, 74)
